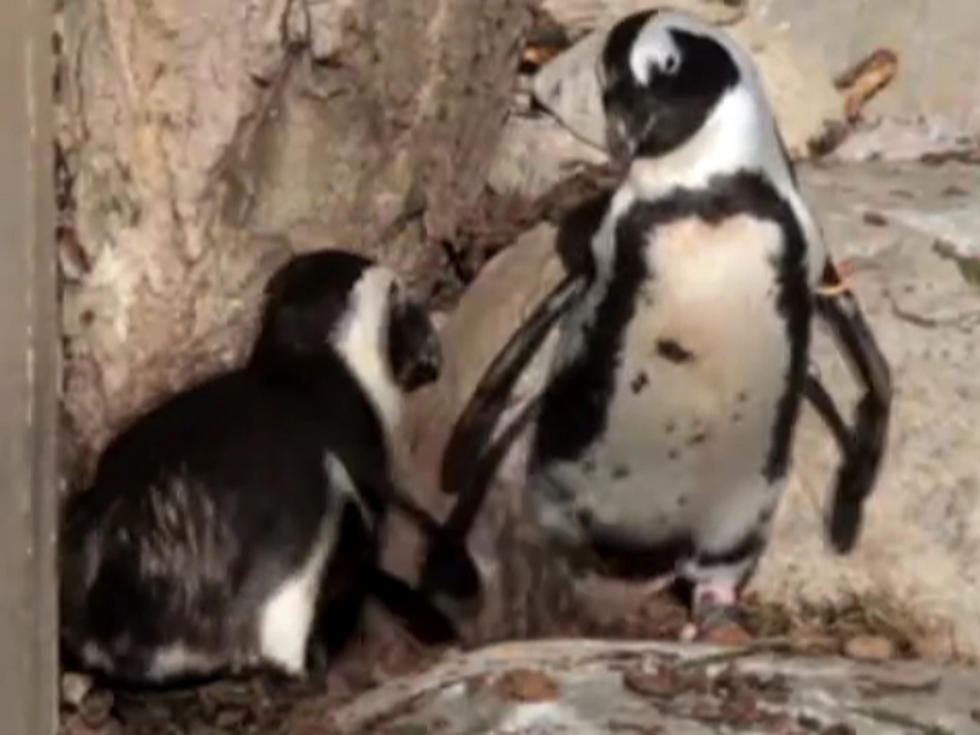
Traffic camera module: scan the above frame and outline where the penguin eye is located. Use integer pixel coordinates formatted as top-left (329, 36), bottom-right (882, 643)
top-left (662, 54), bottom-right (680, 75)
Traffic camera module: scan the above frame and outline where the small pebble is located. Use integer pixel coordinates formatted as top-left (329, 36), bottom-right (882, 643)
top-left (60, 672), bottom-right (94, 708)
top-left (700, 622), bottom-right (753, 647)
top-left (493, 668), bottom-right (560, 702)
top-left (844, 634), bottom-right (895, 662)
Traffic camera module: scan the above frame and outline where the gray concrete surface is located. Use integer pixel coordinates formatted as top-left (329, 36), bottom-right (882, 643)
top-left (0, 0), bottom-right (59, 732)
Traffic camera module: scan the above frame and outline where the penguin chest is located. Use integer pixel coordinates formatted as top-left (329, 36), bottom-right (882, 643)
top-left (539, 215), bottom-right (800, 549)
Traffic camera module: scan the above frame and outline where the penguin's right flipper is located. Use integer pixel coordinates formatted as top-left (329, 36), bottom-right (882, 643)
top-left (812, 259), bottom-right (892, 553)
top-left (422, 273), bottom-right (588, 599)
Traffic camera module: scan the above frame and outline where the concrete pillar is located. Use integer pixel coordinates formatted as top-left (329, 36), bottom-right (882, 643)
top-left (0, 0), bottom-right (58, 730)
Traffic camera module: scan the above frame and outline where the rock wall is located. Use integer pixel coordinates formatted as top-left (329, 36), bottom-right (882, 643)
top-left (56, 0), bottom-right (531, 477)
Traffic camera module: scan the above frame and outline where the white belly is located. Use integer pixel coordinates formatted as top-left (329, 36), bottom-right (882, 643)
top-left (537, 215), bottom-right (794, 552)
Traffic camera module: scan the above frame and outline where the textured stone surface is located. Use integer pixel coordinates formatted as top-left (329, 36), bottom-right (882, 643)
top-left (747, 0), bottom-right (980, 159)
top-left (486, 114), bottom-right (608, 200)
top-left (540, 0), bottom-right (746, 36)
top-left (405, 159), bottom-right (980, 657)
top-left (753, 159), bottom-right (980, 659)
top-left (329, 639), bottom-right (980, 734)
top-left (57, 0), bottom-right (529, 473)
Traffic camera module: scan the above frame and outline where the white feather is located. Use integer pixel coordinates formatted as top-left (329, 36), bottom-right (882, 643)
top-left (256, 452), bottom-right (353, 674)
top-left (331, 265), bottom-right (404, 435)
top-left (622, 11), bottom-right (826, 285)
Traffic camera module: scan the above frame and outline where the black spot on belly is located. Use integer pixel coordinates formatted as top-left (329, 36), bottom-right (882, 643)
top-left (731, 411), bottom-right (743, 424)
top-left (737, 391), bottom-right (749, 404)
top-left (577, 508), bottom-right (594, 528)
top-left (676, 495), bottom-right (687, 507)
top-left (630, 371), bottom-right (649, 394)
top-left (687, 431), bottom-right (708, 446)
top-left (656, 338), bottom-right (695, 364)
top-left (611, 464), bottom-right (631, 480)
top-left (582, 458), bottom-right (597, 475)
top-left (665, 421), bottom-right (676, 435)
top-left (668, 448), bottom-right (680, 460)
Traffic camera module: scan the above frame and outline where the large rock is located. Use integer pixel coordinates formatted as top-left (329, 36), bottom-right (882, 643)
top-left (406, 159), bottom-right (980, 657)
top-left (57, 0), bottom-right (529, 472)
top-left (328, 639), bottom-right (980, 734)
top-left (754, 159), bottom-right (980, 660)
top-left (745, 0), bottom-right (980, 159)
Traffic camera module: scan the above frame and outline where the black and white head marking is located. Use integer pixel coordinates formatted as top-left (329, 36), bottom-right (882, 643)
top-left (597, 9), bottom-right (823, 279)
top-left (255, 251), bottom-right (442, 430)
top-left (600, 9), bottom-right (740, 161)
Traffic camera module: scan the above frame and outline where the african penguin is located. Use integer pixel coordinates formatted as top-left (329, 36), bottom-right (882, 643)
top-left (60, 250), bottom-right (475, 685)
top-left (424, 9), bottom-right (891, 637)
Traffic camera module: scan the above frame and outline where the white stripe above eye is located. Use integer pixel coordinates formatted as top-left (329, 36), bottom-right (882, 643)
top-left (629, 15), bottom-right (680, 85)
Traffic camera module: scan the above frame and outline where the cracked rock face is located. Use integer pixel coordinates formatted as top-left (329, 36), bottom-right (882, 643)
top-left (57, 0), bottom-right (529, 475)
top-left (745, 0), bottom-right (980, 160)
top-left (326, 639), bottom-right (980, 734)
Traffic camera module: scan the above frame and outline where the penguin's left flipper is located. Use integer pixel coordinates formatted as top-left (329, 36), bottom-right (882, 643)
top-left (811, 260), bottom-right (892, 553)
top-left (421, 273), bottom-right (589, 600)
top-left (367, 568), bottom-right (460, 644)
top-left (439, 272), bottom-right (589, 498)
top-left (376, 477), bottom-right (484, 604)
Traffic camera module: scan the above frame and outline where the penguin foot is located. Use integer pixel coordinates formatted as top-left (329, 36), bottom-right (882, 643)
top-left (679, 580), bottom-right (752, 645)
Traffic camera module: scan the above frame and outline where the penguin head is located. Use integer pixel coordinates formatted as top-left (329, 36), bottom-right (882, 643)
top-left (598, 9), bottom-right (768, 166)
top-left (255, 250), bottom-right (442, 394)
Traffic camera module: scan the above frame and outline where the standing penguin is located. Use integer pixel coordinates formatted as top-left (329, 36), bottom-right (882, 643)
top-left (60, 250), bottom-right (474, 685)
top-left (424, 9), bottom-right (891, 637)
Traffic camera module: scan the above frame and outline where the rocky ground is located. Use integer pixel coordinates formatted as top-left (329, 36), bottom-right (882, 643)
top-left (58, 0), bottom-right (980, 732)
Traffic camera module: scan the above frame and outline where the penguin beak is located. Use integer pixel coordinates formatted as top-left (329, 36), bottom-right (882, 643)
top-left (602, 83), bottom-right (659, 166)
top-left (388, 297), bottom-right (442, 392)
top-left (605, 114), bottom-right (637, 165)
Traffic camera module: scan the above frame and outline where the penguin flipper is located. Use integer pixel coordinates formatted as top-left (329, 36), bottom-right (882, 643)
top-left (422, 273), bottom-right (587, 599)
top-left (803, 368), bottom-right (850, 455)
top-left (812, 259), bottom-right (892, 553)
top-left (439, 272), bottom-right (588, 497)
top-left (427, 189), bottom-right (611, 600)
top-left (367, 568), bottom-right (459, 644)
